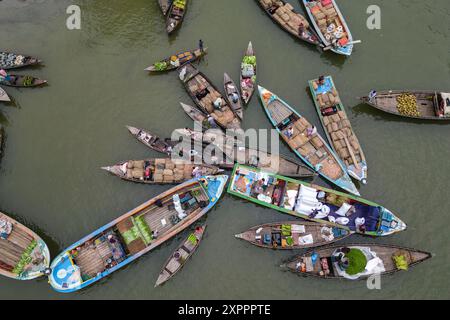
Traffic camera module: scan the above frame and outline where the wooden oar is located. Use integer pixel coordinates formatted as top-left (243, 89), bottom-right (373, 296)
top-left (323, 40), bottom-right (362, 52)
top-left (342, 135), bottom-right (360, 170)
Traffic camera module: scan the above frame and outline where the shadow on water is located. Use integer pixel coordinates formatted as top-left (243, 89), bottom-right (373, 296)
top-left (352, 103), bottom-right (450, 126)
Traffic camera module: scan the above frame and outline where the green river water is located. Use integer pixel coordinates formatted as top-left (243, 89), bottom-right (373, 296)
top-left (0, 0), bottom-right (449, 299)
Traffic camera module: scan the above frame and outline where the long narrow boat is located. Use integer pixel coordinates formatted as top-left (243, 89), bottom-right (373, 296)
top-left (166, 0), bottom-right (188, 34)
top-left (228, 164), bottom-right (406, 237)
top-left (258, 86), bottom-right (359, 195)
top-left (282, 243), bottom-right (431, 280)
top-left (48, 175), bottom-right (228, 293)
top-left (224, 73), bottom-right (244, 119)
top-left (360, 90), bottom-right (450, 121)
top-left (240, 42), bottom-right (257, 105)
top-left (0, 51), bottom-right (41, 70)
top-left (0, 211), bottom-right (50, 280)
top-left (302, 0), bottom-right (354, 56)
top-left (127, 125), bottom-right (175, 155)
top-left (155, 224), bottom-right (206, 287)
top-left (0, 74), bottom-right (47, 87)
top-left (236, 221), bottom-right (350, 250)
top-left (178, 63), bottom-right (242, 130)
top-left (145, 47), bottom-right (207, 72)
top-left (308, 76), bottom-right (367, 184)
top-left (102, 158), bottom-right (222, 184)
top-left (158, 0), bottom-right (173, 16)
top-left (174, 128), bottom-right (315, 178)
top-left (257, 0), bottom-right (321, 46)
top-left (0, 87), bottom-right (10, 102)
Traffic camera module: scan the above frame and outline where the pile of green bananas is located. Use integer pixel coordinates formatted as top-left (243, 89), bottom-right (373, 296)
top-left (397, 93), bottom-right (420, 117)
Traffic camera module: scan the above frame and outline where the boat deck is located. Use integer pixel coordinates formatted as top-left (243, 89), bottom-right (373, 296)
top-left (0, 224), bottom-right (34, 271)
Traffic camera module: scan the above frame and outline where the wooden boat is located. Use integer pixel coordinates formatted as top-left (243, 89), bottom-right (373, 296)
top-left (127, 125), bottom-right (175, 156)
top-left (0, 87), bottom-right (10, 102)
top-left (361, 90), bottom-right (450, 121)
top-left (174, 128), bottom-right (315, 178)
top-left (102, 158), bottom-right (223, 184)
top-left (48, 175), bottom-right (228, 293)
top-left (145, 47), bottom-right (207, 72)
top-left (308, 76), bottom-right (367, 184)
top-left (0, 74), bottom-right (47, 87)
top-left (257, 0), bottom-right (321, 46)
top-left (302, 0), bottom-right (354, 56)
top-left (240, 42), bottom-right (257, 105)
top-left (178, 63), bottom-right (242, 130)
top-left (0, 51), bottom-right (41, 70)
top-left (166, 0), bottom-right (188, 34)
top-left (158, 0), bottom-right (173, 16)
top-left (155, 224), bottom-right (206, 287)
top-left (228, 164), bottom-right (407, 237)
top-left (236, 221), bottom-right (351, 250)
top-left (224, 73), bottom-right (243, 119)
top-left (0, 211), bottom-right (50, 280)
top-left (282, 243), bottom-right (431, 279)
top-left (258, 86), bottom-right (359, 195)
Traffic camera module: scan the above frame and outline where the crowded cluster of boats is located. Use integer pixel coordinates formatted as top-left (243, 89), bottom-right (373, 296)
top-left (2, 0), bottom-right (446, 294)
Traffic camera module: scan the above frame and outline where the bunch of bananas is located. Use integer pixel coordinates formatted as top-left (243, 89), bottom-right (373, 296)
top-left (397, 93), bottom-right (420, 117)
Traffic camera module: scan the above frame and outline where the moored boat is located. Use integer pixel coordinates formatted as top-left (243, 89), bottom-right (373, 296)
top-left (145, 47), bottom-right (207, 72)
top-left (282, 243), bottom-right (431, 279)
top-left (240, 42), bottom-right (257, 105)
top-left (361, 90), bottom-right (450, 121)
top-left (0, 211), bottom-right (50, 280)
top-left (126, 125), bottom-right (175, 155)
top-left (166, 0), bottom-right (188, 34)
top-left (308, 76), bottom-right (367, 184)
top-left (174, 127), bottom-right (315, 178)
top-left (0, 74), bottom-right (47, 87)
top-left (236, 221), bottom-right (350, 250)
top-left (257, 0), bottom-right (321, 46)
top-left (0, 87), bottom-right (10, 102)
top-left (102, 158), bottom-right (222, 184)
top-left (178, 63), bottom-right (242, 130)
top-left (302, 0), bottom-right (354, 56)
top-left (258, 86), bottom-right (359, 195)
top-left (48, 175), bottom-right (228, 293)
top-left (224, 73), bottom-right (244, 119)
top-left (158, 0), bottom-right (173, 16)
top-left (0, 51), bottom-right (41, 70)
top-left (228, 164), bottom-right (407, 237)
top-left (155, 224), bottom-right (206, 287)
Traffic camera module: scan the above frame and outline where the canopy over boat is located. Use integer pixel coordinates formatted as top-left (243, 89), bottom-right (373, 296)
top-left (228, 164), bottom-right (407, 237)
top-left (308, 76), bottom-right (368, 184)
top-left (0, 211), bottom-right (50, 280)
top-left (48, 175), bottom-right (228, 293)
top-left (361, 90), bottom-right (450, 120)
top-left (258, 85), bottom-right (359, 195)
top-left (283, 243), bottom-right (431, 279)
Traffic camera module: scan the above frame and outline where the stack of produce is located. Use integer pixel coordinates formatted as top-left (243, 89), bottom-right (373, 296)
top-left (152, 159), bottom-right (195, 183)
top-left (323, 110), bottom-right (362, 168)
top-left (173, 0), bottom-right (186, 10)
top-left (316, 87), bottom-right (341, 110)
top-left (0, 52), bottom-right (25, 68)
top-left (241, 55), bottom-right (256, 82)
top-left (309, 0), bottom-right (348, 46)
top-left (396, 93), bottom-right (420, 117)
top-left (154, 61), bottom-right (168, 71)
top-left (264, 0), bottom-right (310, 36)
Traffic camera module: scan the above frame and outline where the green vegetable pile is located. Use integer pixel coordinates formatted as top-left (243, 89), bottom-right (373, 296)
top-left (242, 55), bottom-right (256, 66)
top-left (174, 0), bottom-right (186, 9)
top-left (345, 248), bottom-right (368, 275)
top-left (188, 233), bottom-right (198, 245)
top-left (13, 240), bottom-right (38, 275)
top-left (134, 215), bottom-right (152, 244)
top-left (22, 76), bottom-right (34, 87)
top-left (154, 61), bottom-right (168, 71)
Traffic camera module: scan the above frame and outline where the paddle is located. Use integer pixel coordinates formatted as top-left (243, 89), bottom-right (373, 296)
top-left (323, 40), bottom-right (362, 52)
